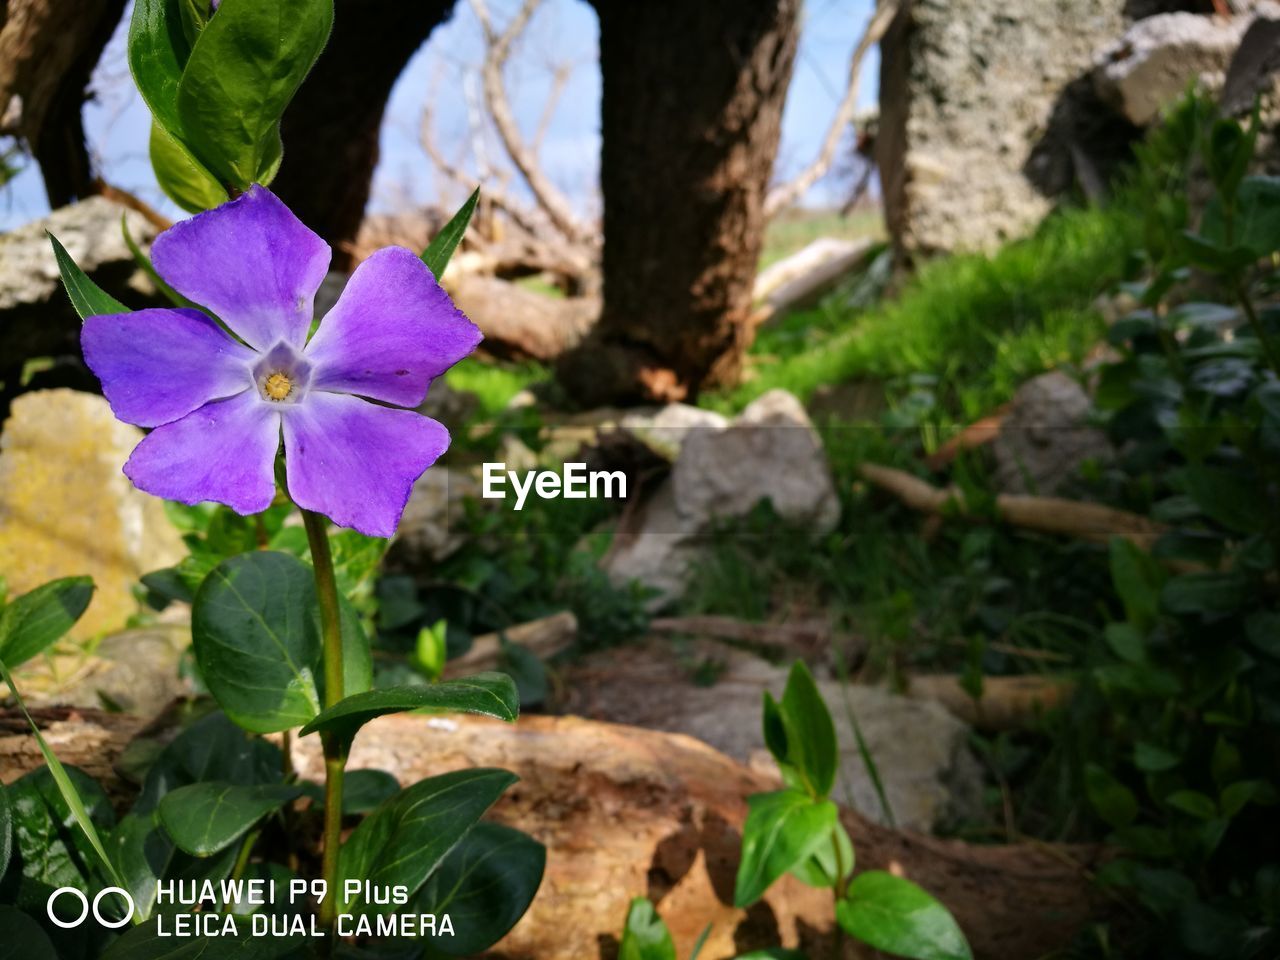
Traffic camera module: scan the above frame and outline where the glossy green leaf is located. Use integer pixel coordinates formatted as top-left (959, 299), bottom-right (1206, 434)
top-left (1182, 465), bottom-right (1267, 535)
top-left (174, 0), bottom-right (333, 189)
top-left (1200, 176), bottom-right (1280, 258)
top-left (422, 188), bottom-right (479, 279)
top-left (305, 768), bottom-right (401, 816)
top-left (1133, 742), bottom-right (1180, 774)
top-left (47, 233), bottom-right (128, 319)
top-left (618, 897), bottom-right (676, 960)
top-left (102, 915), bottom-right (302, 958)
top-left (128, 0), bottom-right (192, 138)
top-left (415, 620), bottom-right (448, 682)
top-left (0, 661), bottom-right (123, 899)
top-left (790, 819), bottom-right (854, 889)
top-left (2, 763), bottom-right (116, 912)
top-left (779, 661), bottom-right (838, 798)
top-left (338, 767), bottom-right (518, 914)
top-left (158, 782), bottom-right (300, 857)
top-left (0, 906), bottom-right (57, 960)
top-left (1161, 573), bottom-right (1251, 618)
top-left (1165, 790), bottom-right (1217, 821)
top-left (836, 871), bottom-right (972, 960)
top-left (150, 122), bottom-right (229, 214)
top-left (110, 811), bottom-right (237, 921)
top-left (192, 551), bottom-right (321, 733)
top-left (416, 822), bottom-right (546, 955)
top-left (0, 576), bottom-right (93, 669)
top-left (135, 710), bottom-right (283, 815)
top-left (300, 673), bottom-right (518, 743)
top-left (733, 789), bottom-right (837, 907)
top-left (1084, 762), bottom-right (1138, 828)
top-left (1103, 622), bottom-right (1146, 665)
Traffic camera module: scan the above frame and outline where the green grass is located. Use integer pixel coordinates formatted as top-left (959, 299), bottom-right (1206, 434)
top-left (718, 204), bottom-right (1141, 423)
top-left (444, 358), bottom-right (546, 418)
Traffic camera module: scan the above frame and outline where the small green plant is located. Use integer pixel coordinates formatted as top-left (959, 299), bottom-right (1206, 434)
top-left (610, 664), bottom-right (971, 960)
top-left (1070, 94), bottom-right (1280, 958)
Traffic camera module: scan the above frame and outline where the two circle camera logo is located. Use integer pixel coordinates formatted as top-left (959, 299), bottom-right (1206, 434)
top-left (46, 887), bottom-right (135, 929)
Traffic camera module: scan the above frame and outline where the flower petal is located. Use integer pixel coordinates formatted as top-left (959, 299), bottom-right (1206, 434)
top-left (282, 392), bottom-right (449, 537)
top-left (305, 247), bottom-right (482, 407)
top-left (125, 392), bottom-right (280, 515)
top-left (150, 185), bottom-right (331, 352)
top-left (82, 308), bottom-right (255, 427)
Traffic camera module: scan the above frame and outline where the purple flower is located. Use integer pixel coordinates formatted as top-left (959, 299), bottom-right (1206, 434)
top-left (81, 186), bottom-right (481, 538)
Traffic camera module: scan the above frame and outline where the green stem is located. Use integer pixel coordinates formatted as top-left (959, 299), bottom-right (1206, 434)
top-left (1236, 280), bottom-right (1280, 376)
top-left (831, 826), bottom-right (848, 956)
top-left (302, 509), bottom-right (345, 931)
top-left (229, 828), bottom-right (260, 886)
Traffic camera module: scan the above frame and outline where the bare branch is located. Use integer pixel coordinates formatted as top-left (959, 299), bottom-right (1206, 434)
top-left (532, 60), bottom-right (573, 158)
top-left (764, 0), bottom-right (898, 218)
top-left (468, 0), bottom-right (589, 243)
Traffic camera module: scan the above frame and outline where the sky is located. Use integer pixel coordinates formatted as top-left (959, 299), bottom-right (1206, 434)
top-left (0, 0), bottom-right (877, 231)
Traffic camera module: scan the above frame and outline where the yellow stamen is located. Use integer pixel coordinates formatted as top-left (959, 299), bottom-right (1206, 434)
top-left (264, 372), bottom-right (292, 401)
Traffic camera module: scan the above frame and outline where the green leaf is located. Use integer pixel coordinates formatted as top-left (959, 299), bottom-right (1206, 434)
top-left (192, 551), bottom-right (322, 733)
top-left (0, 661), bottom-right (123, 900)
top-left (128, 0), bottom-right (193, 138)
top-left (102, 915), bottom-right (302, 959)
top-left (135, 710), bottom-right (283, 815)
top-left (733, 952), bottom-right (806, 960)
top-left (836, 871), bottom-right (972, 960)
top-left (149, 122), bottom-right (229, 214)
top-left (0, 577), bottom-right (93, 669)
top-left (174, 0), bottom-right (333, 189)
top-left (1103, 622), bottom-right (1146, 665)
top-left (300, 673), bottom-right (517, 744)
top-left (1133, 742), bottom-right (1180, 774)
top-left (1201, 176), bottom-right (1280, 258)
top-left (1161, 572), bottom-right (1251, 618)
top-left (338, 767), bottom-right (518, 914)
top-left (618, 897), bottom-right (677, 960)
top-left (158, 782), bottom-right (300, 857)
top-left (47, 232), bottom-right (128, 319)
top-left (0, 906), bottom-right (57, 960)
top-left (779, 661), bottom-right (838, 799)
top-left (416, 822), bottom-right (545, 956)
top-left (422, 188), bottom-right (480, 279)
top-left (0, 782), bottom-right (11, 880)
top-left (1182, 465), bottom-right (1267, 535)
top-left (733, 789), bottom-right (837, 907)
top-left (415, 620), bottom-right (448, 681)
top-left (110, 812), bottom-right (237, 921)
top-left (305, 768), bottom-right (401, 816)
top-left (1165, 790), bottom-right (1218, 821)
top-left (1084, 763), bottom-right (1138, 828)
top-left (789, 819), bottom-right (854, 889)
top-left (1108, 538), bottom-right (1165, 632)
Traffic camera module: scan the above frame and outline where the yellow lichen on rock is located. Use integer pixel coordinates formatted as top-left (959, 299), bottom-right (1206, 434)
top-left (0, 389), bottom-right (184, 642)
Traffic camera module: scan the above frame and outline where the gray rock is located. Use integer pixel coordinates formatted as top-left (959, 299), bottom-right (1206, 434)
top-left (877, 0), bottom-right (1131, 256)
top-left (993, 372), bottom-right (1112, 494)
top-left (1095, 13), bottom-right (1251, 127)
top-left (0, 198), bottom-right (158, 365)
top-left (618, 403), bottom-right (729, 462)
top-left (50, 623), bottom-right (191, 716)
top-left (603, 390), bottom-right (839, 607)
top-left (1220, 4), bottom-right (1280, 173)
top-left (567, 642), bottom-right (985, 832)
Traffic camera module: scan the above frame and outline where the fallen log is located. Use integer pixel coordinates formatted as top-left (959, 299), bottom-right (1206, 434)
top-left (859, 462), bottom-right (1165, 550)
top-left (923, 406), bottom-right (1009, 470)
top-left (447, 274), bottom-right (600, 362)
top-left (2, 708), bottom-right (1109, 959)
top-left (444, 611), bottom-right (577, 678)
top-left (905, 674), bottom-right (1075, 732)
top-left (751, 237), bottom-right (876, 325)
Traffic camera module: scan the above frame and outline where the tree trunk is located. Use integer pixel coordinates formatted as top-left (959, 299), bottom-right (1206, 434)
top-left (0, 0), bottom-right (126, 206)
top-left (558, 0), bottom-right (800, 405)
top-left (271, 0), bottom-right (456, 270)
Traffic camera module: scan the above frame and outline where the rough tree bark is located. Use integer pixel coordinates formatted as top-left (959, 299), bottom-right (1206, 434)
top-left (272, 0), bottom-right (456, 270)
top-left (0, 0), bottom-right (126, 206)
top-left (557, 0), bottom-right (801, 405)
